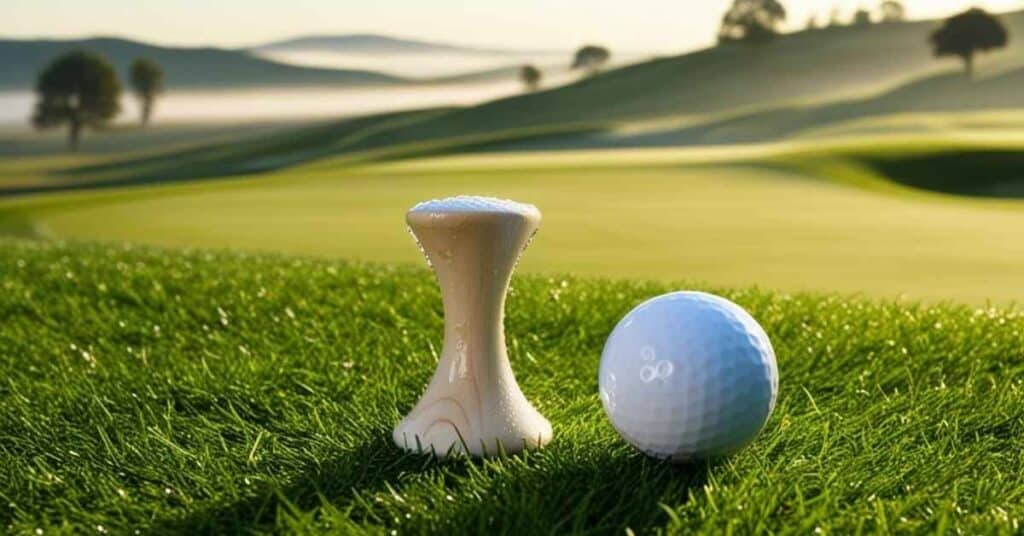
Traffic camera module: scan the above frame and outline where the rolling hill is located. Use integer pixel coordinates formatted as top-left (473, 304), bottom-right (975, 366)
top-left (0, 37), bottom-right (405, 90)
top-left (329, 10), bottom-right (1024, 155)
top-left (522, 64), bottom-right (1024, 149)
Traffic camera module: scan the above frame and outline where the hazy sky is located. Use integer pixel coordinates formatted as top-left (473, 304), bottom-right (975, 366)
top-left (5, 0), bottom-right (1022, 53)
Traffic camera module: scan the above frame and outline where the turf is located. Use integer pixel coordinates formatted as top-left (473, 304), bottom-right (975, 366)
top-left (5, 140), bottom-right (1024, 304)
top-left (1, 238), bottom-right (1023, 534)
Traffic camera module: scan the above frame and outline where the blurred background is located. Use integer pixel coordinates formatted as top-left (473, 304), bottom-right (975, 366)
top-left (2, 0), bottom-right (1023, 303)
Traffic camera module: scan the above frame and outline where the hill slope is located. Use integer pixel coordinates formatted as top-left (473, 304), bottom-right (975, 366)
top-left (547, 65), bottom-right (1024, 149)
top-left (0, 37), bottom-right (405, 90)
top-left (336, 10), bottom-right (1024, 154)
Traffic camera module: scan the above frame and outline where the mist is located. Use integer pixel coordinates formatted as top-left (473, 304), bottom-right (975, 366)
top-left (255, 50), bottom-right (567, 78)
top-left (0, 77), bottom-right (583, 126)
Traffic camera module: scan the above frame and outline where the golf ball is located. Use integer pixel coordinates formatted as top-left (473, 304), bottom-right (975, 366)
top-left (599, 291), bottom-right (778, 461)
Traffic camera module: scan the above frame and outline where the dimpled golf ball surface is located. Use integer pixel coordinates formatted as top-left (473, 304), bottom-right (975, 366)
top-left (599, 291), bottom-right (778, 461)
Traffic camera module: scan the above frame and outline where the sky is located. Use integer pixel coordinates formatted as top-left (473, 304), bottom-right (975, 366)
top-left (4, 0), bottom-right (1022, 54)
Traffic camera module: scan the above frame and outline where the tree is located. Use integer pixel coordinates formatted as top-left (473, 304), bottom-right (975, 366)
top-left (571, 45), bottom-right (610, 75)
top-left (853, 8), bottom-right (873, 26)
top-left (879, 0), bottom-right (906, 23)
top-left (519, 64), bottom-right (542, 91)
top-left (718, 0), bottom-right (786, 43)
top-left (129, 58), bottom-right (163, 126)
top-left (828, 6), bottom-right (843, 27)
top-left (32, 50), bottom-right (121, 151)
top-left (805, 14), bottom-right (819, 31)
top-left (930, 8), bottom-right (1009, 78)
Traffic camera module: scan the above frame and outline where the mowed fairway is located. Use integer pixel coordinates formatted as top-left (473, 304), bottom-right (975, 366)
top-left (3, 144), bottom-right (1024, 304)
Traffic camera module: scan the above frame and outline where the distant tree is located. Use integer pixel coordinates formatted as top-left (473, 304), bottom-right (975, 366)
top-left (32, 50), bottom-right (121, 151)
top-left (718, 0), bottom-right (787, 43)
top-left (571, 45), bottom-right (611, 75)
top-left (129, 58), bottom-right (163, 126)
top-left (828, 5), bottom-right (843, 27)
top-left (805, 14), bottom-right (819, 31)
top-left (930, 8), bottom-right (1009, 77)
top-left (853, 7), bottom-right (873, 26)
top-left (519, 64), bottom-right (542, 91)
top-left (879, 0), bottom-right (906, 23)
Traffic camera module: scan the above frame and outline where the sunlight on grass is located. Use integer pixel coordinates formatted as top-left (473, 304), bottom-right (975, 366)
top-left (3, 140), bottom-right (1024, 304)
top-left (2, 240), bottom-right (1022, 533)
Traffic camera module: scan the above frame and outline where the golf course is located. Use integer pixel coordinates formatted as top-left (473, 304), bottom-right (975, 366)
top-left (3, 1), bottom-right (1024, 533)
top-left (4, 132), bottom-right (1024, 304)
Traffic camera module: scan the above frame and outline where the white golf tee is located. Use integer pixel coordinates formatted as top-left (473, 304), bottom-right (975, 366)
top-left (394, 196), bottom-right (553, 457)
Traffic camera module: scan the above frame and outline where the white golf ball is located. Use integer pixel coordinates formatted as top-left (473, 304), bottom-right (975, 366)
top-left (599, 291), bottom-right (778, 461)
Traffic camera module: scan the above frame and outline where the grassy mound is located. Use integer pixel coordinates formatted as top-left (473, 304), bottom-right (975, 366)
top-left (1, 239), bottom-right (1022, 533)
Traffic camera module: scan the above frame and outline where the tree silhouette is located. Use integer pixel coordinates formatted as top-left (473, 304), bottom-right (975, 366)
top-left (571, 45), bottom-right (610, 75)
top-left (718, 0), bottom-right (786, 43)
top-left (853, 8), bottom-right (873, 26)
top-left (828, 6), bottom-right (843, 27)
top-left (130, 58), bottom-right (163, 126)
top-left (930, 8), bottom-right (1009, 77)
top-left (805, 15), bottom-right (819, 31)
top-left (519, 65), bottom-right (542, 91)
top-left (879, 0), bottom-right (905, 23)
top-left (32, 50), bottom-right (121, 151)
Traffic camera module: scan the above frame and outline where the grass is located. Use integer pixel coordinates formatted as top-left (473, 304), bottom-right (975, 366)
top-left (0, 121), bottom-right (311, 158)
top-left (4, 139), bottom-right (1024, 304)
top-left (285, 11), bottom-right (1024, 157)
top-left (1, 238), bottom-right (1023, 533)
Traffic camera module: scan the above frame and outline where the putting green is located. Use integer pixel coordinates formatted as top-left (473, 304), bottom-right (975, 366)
top-left (3, 143), bottom-right (1024, 304)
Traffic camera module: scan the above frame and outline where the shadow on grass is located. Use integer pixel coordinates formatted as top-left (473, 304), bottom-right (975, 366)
top-left (858, 149), bottom-right (1024, 198)
top-left (150, 434), bottom-right (430, 533)
top-left (152, 433), bottom-right (710, 534)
